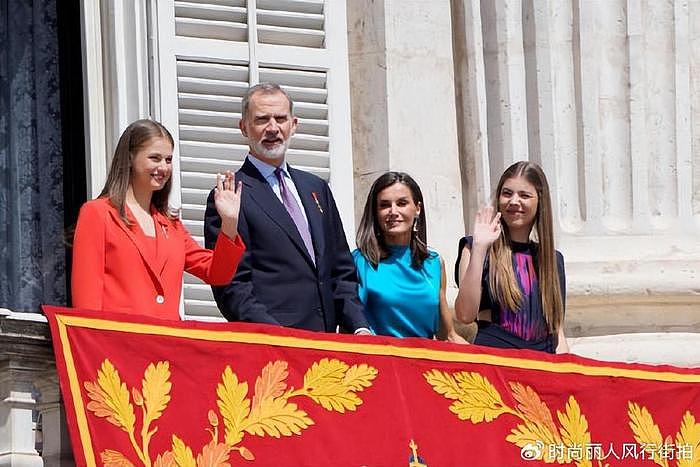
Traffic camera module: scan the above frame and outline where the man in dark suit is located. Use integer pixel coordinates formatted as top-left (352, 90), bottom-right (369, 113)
top-left (204, 83), bottom-right (370, 334)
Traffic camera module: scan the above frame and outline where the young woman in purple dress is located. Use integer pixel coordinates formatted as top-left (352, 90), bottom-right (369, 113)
top-left (454, 161), bottom-right (568, 353)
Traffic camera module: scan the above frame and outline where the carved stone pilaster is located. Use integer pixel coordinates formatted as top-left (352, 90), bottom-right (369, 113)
top-left (0, 360), bottom-right (42, 467)
top-left (34, 371), bottom-right (73, 467)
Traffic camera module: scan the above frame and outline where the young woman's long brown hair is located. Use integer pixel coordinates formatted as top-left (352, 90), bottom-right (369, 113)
top-left (356, 172), bottom-right (429, 268)
top-left (488, 161), bottom-right (564, 332)
top-left (99, 119), bottom-right (175, 223)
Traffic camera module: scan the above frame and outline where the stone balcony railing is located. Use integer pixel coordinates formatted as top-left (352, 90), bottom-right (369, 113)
top-left (1, 308), bottom-right (699, 466)
top-left (0, 309), bottom-right (73, 467)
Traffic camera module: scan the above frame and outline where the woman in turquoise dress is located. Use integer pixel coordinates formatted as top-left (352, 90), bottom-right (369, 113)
top-left (353, 172), bottom-right (467, 343)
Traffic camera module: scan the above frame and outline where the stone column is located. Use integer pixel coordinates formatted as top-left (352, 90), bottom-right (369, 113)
top-left (347, 0), bottom-right (465, 283)
top-left (450, 0), bottom-right (491, 228)
top-left (481, 0), bottom-right (529, 174)
top-left (559, 0), bottom-right (700, 335)
top-left (0, 362), bottom-right (43, 467)
top-left (524, 0), bottom-right (582, 232)
top-left (34, 371), bottom-right (73, 467)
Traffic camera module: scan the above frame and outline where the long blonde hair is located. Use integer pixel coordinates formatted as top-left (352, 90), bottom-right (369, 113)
top-left (488, 161), bottom-right (563, 332)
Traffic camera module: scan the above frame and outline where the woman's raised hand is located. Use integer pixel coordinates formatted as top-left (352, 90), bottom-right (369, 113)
top-left (214, 170), bottom-right (242, 239)
top-left (472, 205), bottom-right (502, 247)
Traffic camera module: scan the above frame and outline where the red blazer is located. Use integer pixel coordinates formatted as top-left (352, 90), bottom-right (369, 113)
top-left (71, 197), bottom-right (245, 320)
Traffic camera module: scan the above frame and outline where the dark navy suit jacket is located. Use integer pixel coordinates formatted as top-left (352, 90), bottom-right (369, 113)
top-left (204, 158), bottom-right (368, 332)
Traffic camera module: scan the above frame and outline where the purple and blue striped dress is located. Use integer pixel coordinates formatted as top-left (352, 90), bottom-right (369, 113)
top-left (455, 236), bottom-right (566, 353)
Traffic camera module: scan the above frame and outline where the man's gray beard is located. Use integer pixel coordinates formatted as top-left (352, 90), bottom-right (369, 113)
top-left (251, 138), bottom-right (289, 160)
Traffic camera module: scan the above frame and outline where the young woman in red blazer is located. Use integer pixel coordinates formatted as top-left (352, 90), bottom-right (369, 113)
top-left (71, 119), bottom-right (245, 320)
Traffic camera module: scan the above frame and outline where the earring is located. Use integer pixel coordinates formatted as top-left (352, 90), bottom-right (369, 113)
top-left (412, 217), bottom-right (419, 232)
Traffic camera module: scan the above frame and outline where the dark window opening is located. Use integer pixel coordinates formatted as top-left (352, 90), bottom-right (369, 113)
top-left (57, 0), bottom-right (87, 306)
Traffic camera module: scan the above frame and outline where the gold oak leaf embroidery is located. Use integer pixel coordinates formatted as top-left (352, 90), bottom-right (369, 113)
top-left (424, 370), bottom-right (509, 423)
top-left (628, 403), bottom-right (700, 467)
top-left (101, 449), bottom-right (136, 467)
top-left (506, 382), bottom-right (563, 463)
top-left (171, 435), bottom-right (196, 467)
top-left (507, 420), bottom-right (564, 464)
top-left (343, 363), bottom-right (379, 391)
top-left (141, 362), bottom-right (172, 461)
top-left (628, 402), bottom-right (668, 467)
top-left (85, 359), bottom-right (171, 466)
top-left (557, 397), bottom-right (592, 467)
top-left (196, 439), bottom-right (231, 467)
top-left (251, 360), bottom-right (288, 409)
top-left (510, 382), bottom-right (561, 440)
top-left (425, 370), bottom-right (601, 467)
top-left (142, 362), bottom-right (171, 427)
top-left (216, 358), bottom-right (377, 461)
top-left (164, 410), bottom-right (232, 467)
top-left (675, 412), bottom-right (700, 467)
top-left (302, 359), bottom-right (378, 413)
top-left (84, 360), bottom-right (136, 433)
top-left (84, 358), bottom-right (377, 466)
top-left (245, 361), bottom-right (312, 437)
top-left (216, 366), bottom-right (251, 447)
top-left (302, 358), bottom-right (351, 411)
top-left (244, 396), bottom-right (313, 437)
top-left (153, 452), bottom-right (175, 467)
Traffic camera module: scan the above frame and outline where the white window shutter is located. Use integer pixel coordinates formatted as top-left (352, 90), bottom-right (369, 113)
top-left (257, 0), bottom-right (325, 48)
top-left (174, 1), bottom-right (248, 41)
top-left (154, 0), bottom-right (354, 321)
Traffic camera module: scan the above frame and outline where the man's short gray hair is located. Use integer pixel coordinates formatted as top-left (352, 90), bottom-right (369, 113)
top-left (241, 83), bottom-right (294, 120)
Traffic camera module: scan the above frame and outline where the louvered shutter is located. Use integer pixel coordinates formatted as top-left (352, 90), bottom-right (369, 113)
top-left (155, 0), bottom-right (353, 321)
top-left (256, 0), bottom-right (325, 48)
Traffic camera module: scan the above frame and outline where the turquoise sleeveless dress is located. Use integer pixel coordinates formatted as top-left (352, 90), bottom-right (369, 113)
top-left (352, 246), bottom-right (441, 338)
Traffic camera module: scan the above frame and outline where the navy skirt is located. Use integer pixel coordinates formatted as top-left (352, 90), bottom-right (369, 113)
top-left (474, 320), bottom-right (555, 353)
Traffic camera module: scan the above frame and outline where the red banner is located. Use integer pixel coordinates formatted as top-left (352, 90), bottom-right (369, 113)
top-left (44, 305), bottom-right (700, 467)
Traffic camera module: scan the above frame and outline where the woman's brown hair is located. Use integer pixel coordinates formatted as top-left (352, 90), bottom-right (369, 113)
top-left (488, 161), bottom-right (564, 332)
top-left (99, 119), bottom-right (175, 223)
top-left (356, 172), bottom-right (429, 268)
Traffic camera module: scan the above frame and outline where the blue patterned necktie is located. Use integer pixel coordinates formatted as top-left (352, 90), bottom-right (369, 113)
top-left (274, 167), bottom-right (315, 262)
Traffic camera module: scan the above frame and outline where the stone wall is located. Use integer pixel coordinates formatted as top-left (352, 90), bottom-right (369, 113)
top-left (347, 0), bottom-right (467, 301)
